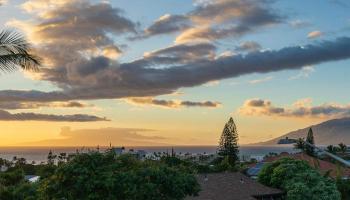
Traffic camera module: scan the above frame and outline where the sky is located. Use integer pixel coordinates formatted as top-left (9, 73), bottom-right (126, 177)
top-left (0, 0), bottom-right (349, 146)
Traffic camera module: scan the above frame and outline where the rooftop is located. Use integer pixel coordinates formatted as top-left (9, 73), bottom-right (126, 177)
top-left (263, 152), bottom-right (350, 178)
top-left (186, 172), bottom-right (283, 200)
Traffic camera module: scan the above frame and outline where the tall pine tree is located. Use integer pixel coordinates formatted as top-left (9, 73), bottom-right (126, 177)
top-left (218, 117), bottom-right (239, 166)
top-left (305, 128), bottom-right (315, 156)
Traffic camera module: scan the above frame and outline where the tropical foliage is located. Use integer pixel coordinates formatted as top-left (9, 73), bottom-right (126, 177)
top-left (258, 158), bottom-right (341, 200)
top-left (336, 178), bottom-right (350, 200)
top-left (338, 143), bottom-right (347, 154)
top-left (0, 30), bottom-right (40, 72)
top-left (0, 151), bottom-right (200, 200)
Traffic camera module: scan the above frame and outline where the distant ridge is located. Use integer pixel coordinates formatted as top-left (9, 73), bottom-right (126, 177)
top-left (254, 117), bottom-right (350, 145)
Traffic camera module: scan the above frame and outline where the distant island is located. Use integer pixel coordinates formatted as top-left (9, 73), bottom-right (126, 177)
top-left (255, 117), bottom-right (350, 145)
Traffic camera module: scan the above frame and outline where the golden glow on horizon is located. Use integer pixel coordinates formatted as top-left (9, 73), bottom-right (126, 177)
top-left (0, 116), bottom-right (322, 146)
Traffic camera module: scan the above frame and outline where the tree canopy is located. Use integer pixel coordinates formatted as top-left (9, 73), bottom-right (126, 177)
top-left (218, 117), bottom-right (239, 166)
top-left (258, 158), bottom-right (341, 200)
top-left (305, 128), bottom-right (315, 156)
top-left (0, 151), bottom-right (200, 200)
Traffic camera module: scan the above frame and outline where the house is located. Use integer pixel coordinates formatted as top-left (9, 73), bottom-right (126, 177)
top-left (186, 173), bottom-right (284, 200)
top-left (126, 149), bottom-right (148, 160)
top-left (135, 150), bottom-right (147, 159)
top-left (145, 153), bottom-right (160, 160)
top-left (0, 165), bottom-right (8, 172)
top-left (112, 147), bottom-right (125, 155)
top-left (277, 137), bottom-right (297, 144)
top-left (25, 175), bottom-right (40, 183)
top-left (246, 162), bottom-right (265, 179)
top-left (259, 152), bottom-right (350, 179)
top-left (241, 155), bottom-right (264, 162)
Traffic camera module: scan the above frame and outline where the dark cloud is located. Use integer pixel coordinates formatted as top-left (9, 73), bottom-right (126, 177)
top-left (0, 37), bottom-right (350, 102)
top-left (0, 101), bottom-right (91, 110)
top-left (246, 99), bottom-right (269, 107)
top-left (131, 14), bottom-right (191, 39)
top-left (239, 98), bottom-right (350, 119)
top-left (126, 97), bottom-right (221, 108)
top-left (180, 101), bottom-right (220, 108)
top-left (0, 110), bottom-right (108, 122)
top-left (129, 43), bottom-right (216, 67)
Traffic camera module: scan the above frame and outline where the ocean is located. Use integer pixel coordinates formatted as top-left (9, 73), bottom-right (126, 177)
top-left (0, 145), bottom-right (299, 163)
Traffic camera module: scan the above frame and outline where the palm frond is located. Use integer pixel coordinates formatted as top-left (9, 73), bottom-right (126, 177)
top-left (0, 53), bottom-right (40, 72)
top-left (0, 29), bottom-right (40, 72)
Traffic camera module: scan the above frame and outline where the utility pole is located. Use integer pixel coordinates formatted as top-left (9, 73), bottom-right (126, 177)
top-left (303, 141), bottom-right (350, 168)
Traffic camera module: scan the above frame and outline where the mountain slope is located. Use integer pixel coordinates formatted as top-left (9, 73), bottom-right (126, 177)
top-left (256, 118), bottom-right (350, 145)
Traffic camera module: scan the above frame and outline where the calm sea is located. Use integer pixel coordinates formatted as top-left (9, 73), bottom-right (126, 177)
top-left (0, 145), bottom-right (299, 163)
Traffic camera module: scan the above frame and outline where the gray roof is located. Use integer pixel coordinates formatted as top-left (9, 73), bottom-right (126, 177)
top-left (247, 162), bottom-right (265, 177)
top-left (186, 172), bottom-right (283, 200)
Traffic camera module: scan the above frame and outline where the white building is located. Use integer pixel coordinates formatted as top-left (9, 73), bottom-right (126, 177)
top-left (0, 165), bottom-right (8, 172)
top-left (25, 175), bottom-right (40, 183)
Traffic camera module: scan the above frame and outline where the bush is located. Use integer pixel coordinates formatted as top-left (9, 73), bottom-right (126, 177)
top-left (0, 169), bottom-right (39, 199)
top-left (258, 158), bottom-right (341, 200)
top-left (336, 178), bottom-right (350, 200)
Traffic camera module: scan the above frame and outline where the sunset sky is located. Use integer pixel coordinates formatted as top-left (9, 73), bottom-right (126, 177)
top-left (0, 0), bottom-right (350, 146)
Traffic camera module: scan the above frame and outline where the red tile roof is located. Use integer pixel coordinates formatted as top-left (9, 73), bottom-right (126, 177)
top-left (263, 152), bottom-right (350, 178)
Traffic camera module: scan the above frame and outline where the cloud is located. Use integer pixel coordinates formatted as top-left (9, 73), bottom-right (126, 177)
top-left (0, 101), bottom-right (92, 110)
top-left (9, 0), bottom-right (137, 71)
top-left (308, 30), bottom-right (323, 39)
top-left (288, 66), bottom-right (315, 80)
top-left (175, 0), bottom-right (283, 43)
top-left (248, 76), bottom-right (273, 84)
top-left (239, 98), bottom-right (350, 119)
top-left (0, 101), bottom-right (91, 110)
top-left (235, 41), bottom-right (262, 52)
top-left (137, 0), bottom-right (283, 42)
top-left (204, 80), bottom-right (220, 87)
top-left (125, 97), bottom-right (221, 109)
top-left (4, 0), bottom-right (350, 104)
top-left (0, 0), bottom-right (7, 6)
top-left (0, 110), bottom-right (108, 122)
top-left (0, 37), bottom-right (350, 102)
top-left (102, 45), bottom-right (122, 59)
top-left (20, 127), bottom-right (169, 146)
top-left (289, 20), bottom-right (311, 28)
top-left (132, 14), bottom-right (191, 39)
top-left (138, 42), bottom-right (216, 66)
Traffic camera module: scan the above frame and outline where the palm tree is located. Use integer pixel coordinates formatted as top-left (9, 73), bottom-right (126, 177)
top-left (326, 145), bottom-right (339, 154)
top-left (0, 29), bottom-right (40, 72)
top-left (338, 143), bottom-right (347, 153)
top-left (294, 138), bottom-right (305, 151)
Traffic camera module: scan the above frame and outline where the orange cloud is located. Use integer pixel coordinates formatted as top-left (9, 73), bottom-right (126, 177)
top-left (239, 98), bottom-right (350, 119)
top-left (307, 30), bottom-right (323, 39)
